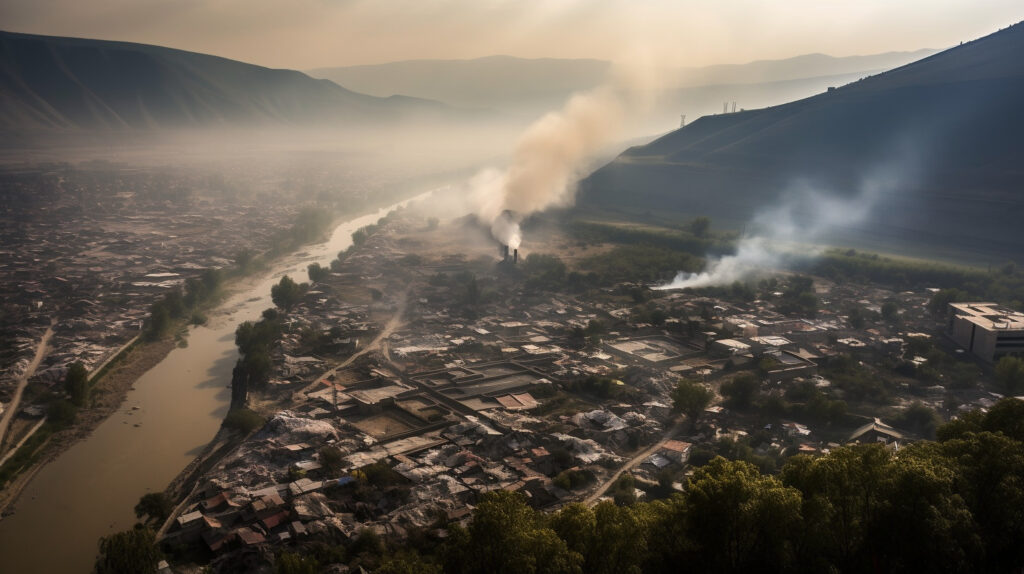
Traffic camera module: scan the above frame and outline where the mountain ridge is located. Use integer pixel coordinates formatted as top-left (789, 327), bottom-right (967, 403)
top-left (307, 50), bottom-right (938, 117)
top-left (579, 22), bottom-right (1024, 264)
top-left (0, 30), bottom-right (454, 131)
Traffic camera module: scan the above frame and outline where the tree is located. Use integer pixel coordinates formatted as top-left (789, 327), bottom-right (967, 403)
top-left (48, 399), bottom-right (77, 427)
top-left (94, 526), bottom-right (162, 574)
top-left (671, 379), bottom-right (713, 428)
top-left (937, 397), bottom-right (1024, 443)
top-left (271, 275), bottom-right (308, 310)
top-left (847, 306), bottom-right (866, 329)
top-left (927, 288), bottom-right (968, 314)
top-left (65, 361), bottom-right (89, 407)
top-left (234, 249), bottom-right (255, 272)
top-left (778, 276), bottom-right (818, 317)
top-left (779, 442), bottom-right (976, 573)
top-left (319, 445), bottom-right (345, 474)
top-left (522, 253), bottom-right (567, 290)
top-left (307, 262), bottom-right (330, 283)
top-left (134, 492), bottom-right (173, 524)
top-left (444, 491), bottom-right (582, 574)
top-left (548, 503), bottom-right (596, 560)
top-left (685, 457), bottom-right (802, 573)
top-left (587, 502), bottom-right (648, 574)
top-left (145, 302), bottom-right (170, 340)
top-left (893, 401), bottom-right (941, 439)
top-left (881, 301), bottom-right (899, 321)
top-left (995, 355), bottom-right (1024, 395)
top-left (689, 216), bottom-right (711, 238)
top-left (719, 372), bottom-right (759, 410)
top-left (931, 424), bottom-right (1024, 571)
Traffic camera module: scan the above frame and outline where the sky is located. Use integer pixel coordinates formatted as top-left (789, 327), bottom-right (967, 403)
top-left (2, 0), bottom-right (1023, 70)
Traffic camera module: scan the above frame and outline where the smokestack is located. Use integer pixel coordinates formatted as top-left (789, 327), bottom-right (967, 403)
top-left (513, 248), bottom-right (519, 264)
top-left (501, 244), bottom-right (510, 261)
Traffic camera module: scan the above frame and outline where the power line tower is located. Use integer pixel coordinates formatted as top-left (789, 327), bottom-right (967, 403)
top-left (679, 114), bottom-right (686, 128)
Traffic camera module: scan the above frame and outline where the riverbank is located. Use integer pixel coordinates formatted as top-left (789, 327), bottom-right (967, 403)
top-left (0, 337), bottom-right (176, 516)
top-left (0, 197), bottom-right (399, 517)
top-left (0, 188), bottom-right (435, 574)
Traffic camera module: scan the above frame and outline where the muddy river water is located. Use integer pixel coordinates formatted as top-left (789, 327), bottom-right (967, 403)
top-left (0, 192), bottom-right (429, 573)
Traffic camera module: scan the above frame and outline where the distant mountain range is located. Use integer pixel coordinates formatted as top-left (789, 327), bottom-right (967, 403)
top-left (0, 31), bottom-right (455, 131)
top-left (580, 23), bottom-right (1024, 263)
top-left (308, 50), bottom-right (937, 120)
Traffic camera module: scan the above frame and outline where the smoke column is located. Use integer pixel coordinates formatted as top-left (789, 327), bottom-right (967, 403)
top-left (467, 64), bottom-right (656, 248)
top-left (654, 160), bottom-right (915, 290)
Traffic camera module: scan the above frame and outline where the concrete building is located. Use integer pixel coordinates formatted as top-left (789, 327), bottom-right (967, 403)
top-left (947, 302), bottom-right (1024, 363)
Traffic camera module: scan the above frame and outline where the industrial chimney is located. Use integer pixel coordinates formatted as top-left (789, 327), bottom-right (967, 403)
top-left (513, 248), bottom-right (519, 264)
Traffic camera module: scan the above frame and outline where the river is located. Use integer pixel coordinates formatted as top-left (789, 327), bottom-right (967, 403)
top-left (0, 192), bottom-right (430, 574)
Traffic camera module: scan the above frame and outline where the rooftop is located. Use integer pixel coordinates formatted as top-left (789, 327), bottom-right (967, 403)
top-left (949, 302), bottom-right (1024, 330)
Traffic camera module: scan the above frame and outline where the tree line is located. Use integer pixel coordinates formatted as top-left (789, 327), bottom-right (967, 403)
top-left (336, 399), bottom-right (1024, 574)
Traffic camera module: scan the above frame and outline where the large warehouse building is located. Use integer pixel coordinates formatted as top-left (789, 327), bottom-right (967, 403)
top-left (947, 302), bottom-right (1024, 363)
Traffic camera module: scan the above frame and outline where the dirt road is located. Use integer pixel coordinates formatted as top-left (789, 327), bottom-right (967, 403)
top-left (0, 324), bottom-right (54, 452)
top-left (294, 289), bottom-right (410, 401)
top-left (583, 417), bottom-right (684, 506)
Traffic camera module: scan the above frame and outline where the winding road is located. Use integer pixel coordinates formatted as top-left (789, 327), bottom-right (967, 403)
top-left (0, 324), bottom-right (55, 453)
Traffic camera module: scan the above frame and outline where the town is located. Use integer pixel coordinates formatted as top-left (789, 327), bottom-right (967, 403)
top-left (0, 159), bottom-right (417, 477)
top-left (153, 205), bottom-right (1020, 570)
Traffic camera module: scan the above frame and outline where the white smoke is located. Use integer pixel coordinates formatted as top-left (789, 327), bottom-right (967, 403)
top-left (654, 160), bottom-right (913, 290)
top-left (465, 62), bottom-right (658, 248)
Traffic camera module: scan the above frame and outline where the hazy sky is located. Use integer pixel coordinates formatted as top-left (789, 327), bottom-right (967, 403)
top-left (3, 0), bottom-right (1023, 69)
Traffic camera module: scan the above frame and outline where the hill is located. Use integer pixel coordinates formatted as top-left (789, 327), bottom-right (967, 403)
top-left (309, 55), bottom-right (609, 117)
top-left (307, 51), bottom-right (936, 120)
top-left (580, 23), bottom-right (1024, 264)
top-left (0, 30), bottom-right (453, 131)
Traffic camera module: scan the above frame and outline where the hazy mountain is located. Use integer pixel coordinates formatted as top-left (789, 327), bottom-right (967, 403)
top-left (580, 23), bottom-right (1024, 263)
top-left (309, 56), bottom-right (609, 117)
top-left (675, 50), bottom-right (938, 87)
top-left (0, 30), bottom-right (454, 131)
top-left (308, 50), bottom-right (937, 119)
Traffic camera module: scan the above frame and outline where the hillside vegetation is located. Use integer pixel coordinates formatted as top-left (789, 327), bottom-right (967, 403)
top-left (581, 22), bottom-right (1024, 264)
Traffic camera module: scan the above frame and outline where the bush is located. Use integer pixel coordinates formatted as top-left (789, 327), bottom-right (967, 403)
top-left (222, 408), bottom-right (266, 433)
top-left (94, 526), bottom-right (162, 574)
top-left (48, 399), bottom-right (78, 427)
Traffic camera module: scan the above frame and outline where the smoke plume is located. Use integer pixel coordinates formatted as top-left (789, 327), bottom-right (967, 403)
top-left (466, 63), bottom-right (657, 248)
top-left (654, 159), bottom-right (915, 290)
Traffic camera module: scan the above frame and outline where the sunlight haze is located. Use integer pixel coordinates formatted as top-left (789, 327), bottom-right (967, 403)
top-left (3, 0), bottom-right (1023, 68)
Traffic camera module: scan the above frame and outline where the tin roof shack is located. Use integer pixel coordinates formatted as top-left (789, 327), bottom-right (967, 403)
top-left (710, 338), bottom-right (752, 358)
top-left (343, 376), bottom-right (415, 414)
top-left (847, 418), bottom-right (906, 448)
top-left (412, 361), bottom-right (554, 413)
top-left (659, 440), bottom-right (692, 464)
top-left (760, 350), bottom-right (818, 383)
top-left (603, 336), bottom-right (701, 366)
top-left (947, 302), bottom-right (1024, 363)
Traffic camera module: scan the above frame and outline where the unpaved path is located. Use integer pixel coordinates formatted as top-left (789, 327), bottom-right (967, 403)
top-left (0, 324), bottom-right (54, 451)
top-left (584, 417), bottom-right (684, 506)
top-left (294, 289), bottom-right (410, 401)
